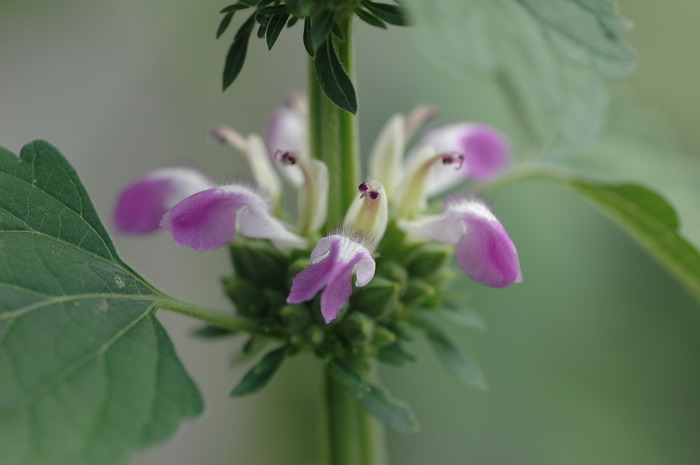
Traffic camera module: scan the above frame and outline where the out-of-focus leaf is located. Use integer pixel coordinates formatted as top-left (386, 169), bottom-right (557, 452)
top-left (223, 14), bottom-right (256, 90)
top-left (230, 346), bottom-right (288, 396)
top-left (402, 0), bottom-right (635, 145)
top-left (562, 182), bottom-right (700, 305)
top-left (0, 141), bottom-right (202, 465)
top-left (266, 13), bottom-right (289, 49)
top-left (328, 360), bottom-right (419, 433)
top-left (363, 1), bottom-right (408, 26)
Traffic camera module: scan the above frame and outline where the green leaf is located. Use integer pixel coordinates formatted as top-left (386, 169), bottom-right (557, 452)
top-left (303, 18), bottom-right (314, 56)
top-left (230, 346), bottom-right (287, 396)
top-left (220, 3), bottom-right (253, 14)
top-left (216, 12), bottom-right (235, 39)
top-left (363, 1), bottom-right (408, 26)
top-left (314, 38), bottom-right (358, 114)
top-left (222, 14), bottom-right (256, 91)
top-left (0, 141), bottom-right (203, 465)
top-left (376, 342), bottom-right (418, 367)
top-left (441, 303), bottom-right (487, 331)
top-left (563, 182), bottom-right (700, 304)
top-left (266, 13), bottom-right (290, 50)
top-left (192, 324), bottom-right (237, 339)
top-left (310, 10), bottom-right (335, 51)
top-left (328, 360), bottom-right (419, 433)
top-left (422, 322), bottom-right (488, 391)
top-left (402, 0), bottom-right (636, 144)
top-left (355, 7), bottom-right (387, 29)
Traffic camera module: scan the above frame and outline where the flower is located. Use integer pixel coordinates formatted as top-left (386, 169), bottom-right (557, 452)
top-left (400, 197), bottom-right (522, 288)
top-left (160, 184), bottom-right (306, 251)
top-left (113, 167), bottom-right (213, 234)
top-left (287, 234), bottom-right (375, 323)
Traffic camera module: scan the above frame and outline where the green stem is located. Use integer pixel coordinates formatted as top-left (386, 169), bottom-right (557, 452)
top-left (324, 364), bottom-right (387, 465)
top-left (158, 298), bottom-right (282, 338)
top-left (308, 14), bottom-right (359, 230)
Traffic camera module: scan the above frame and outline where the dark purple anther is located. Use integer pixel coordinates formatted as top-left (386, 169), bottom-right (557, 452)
top-left (368, 190), bottom-right (379, 200)
top-left (358, 182), bottom-right (370, 193)
top-left (276, 150), bottom-right (297, 165)
top-left (442, 152), bottom-right (465, 170)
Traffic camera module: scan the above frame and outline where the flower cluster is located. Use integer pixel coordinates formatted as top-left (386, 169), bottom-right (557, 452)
top-left (114, 99), bottom-right (521, 338)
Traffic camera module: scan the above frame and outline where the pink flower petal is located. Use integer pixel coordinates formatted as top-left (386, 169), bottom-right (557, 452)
top-left (160, 185), bottom-right (305, 251)
top-left (113, 168), bottom-right (212, 234)
top-left (287, 235), bottom-right (375, 323)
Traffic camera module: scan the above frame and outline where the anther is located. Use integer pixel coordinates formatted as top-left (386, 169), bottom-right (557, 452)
top-left (275, 150), bottom-right (298, 165)
top-left (358, 182), bottom-right (370, 193)
top-left (441, 152), bottom-right (464, 170)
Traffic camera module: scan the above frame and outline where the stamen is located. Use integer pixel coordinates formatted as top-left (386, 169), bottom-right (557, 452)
top-left (275, 150), bottom-right (298, 166)
top-left (358, 182), bottom-right (370, 193)
top-left (358, 182), bottom-right (380, 200)
top-left (441, 152), bottom-right (465, 170)
top-left (368, 190), bottom-right (379, 200)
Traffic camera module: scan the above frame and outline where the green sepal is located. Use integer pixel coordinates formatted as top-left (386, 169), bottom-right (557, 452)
top-left (371, 326), bottom-right (397, 348)
top-left (230, 346), bottom-right (289, 396)
top-left (229, 240), bottom-right (288, 287)
top-left (403, 279), bottom-right (436, 307)
top-left (405, 243), bottom-right (453, 280)
top-left (351, 277), bottom-right (400, 318)
top-left (279, 304), bottom-right (312, 331)
top-left (340, 312), bottom-right (376, 344)
top-left (376, 342), bottom-right (418, 367)
top-left (222, 276), bottom-right (267, 316)
top-left (327, 360), bottom-right (419, 433)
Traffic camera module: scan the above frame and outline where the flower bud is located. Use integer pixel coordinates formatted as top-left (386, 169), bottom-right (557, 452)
top-left (279, 304), bottom-right (311, 331)
top-left (405, 242), bottom-right (454, 280)
top-left (351, 277), bottom-right (401, 318)
top-left (340, 312), bottom-right (376, 345)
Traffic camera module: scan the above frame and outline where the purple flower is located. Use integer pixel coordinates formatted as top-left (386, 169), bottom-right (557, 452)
top-left (400, 198), bottom-right (521, 288)
top-left (417, 123), bottom-right (511, 189)
top-left (287, 234), bottom-right (376, 323)
top-left (114, 168), bottom-right (212, 234)
top-left (160, 184), bottom-right (306, 251)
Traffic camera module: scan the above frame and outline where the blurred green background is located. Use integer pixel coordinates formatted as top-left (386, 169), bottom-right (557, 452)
top-left (1, 1), bottom-right (699, 464)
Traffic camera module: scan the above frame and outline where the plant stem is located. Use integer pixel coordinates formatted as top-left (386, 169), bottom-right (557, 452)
top-left (324, 364), bottom-right (387, 465)
top-left (158, 298), bottom-right (282, 338)
top-left (308, 14), bottom-right (359, 230)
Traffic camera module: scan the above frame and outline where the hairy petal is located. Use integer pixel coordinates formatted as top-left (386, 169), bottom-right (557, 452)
top-left (114, 167), bottom-right (212, 234)
top-left (160, 185), bottom-right (305, 251)
top-left (287, 235), bottom-right (376, 323)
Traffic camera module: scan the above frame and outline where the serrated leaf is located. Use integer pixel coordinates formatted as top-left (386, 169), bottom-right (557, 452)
top-left (402, 0), bottom-right (636, 145)
top-left (422, 322), bottom-right (488, 391)
top-left (363, 1), bottom-right (408, 26)
top-left (328, 360), bottom-right (419, 433)
top-left (310, 10), bottom-right (335, 51)
top-left (223, 14), bottom-right (256, 90)
top-left (314, 38), bottom-right (357, 114)
top-left (0, 141), bottom-right (203, 465)
top-left (266, 13), bottom-right (289, 49)
top-left (216, 12), bottom-right (235, 39)
top-left (230, 346), bottom-right (287, 396)
top-left (562, 182), bottom-right (700, 304)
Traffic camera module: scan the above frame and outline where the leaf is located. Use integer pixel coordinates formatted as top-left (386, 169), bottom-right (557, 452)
top-left (220, 3), bottom-right (252, 14)
top-left (421, 322), bottom-right (488, 391)
top-left (314, 38), bottom-right (358, 114)
top-left (266, 13), bottom-right (290, 50)
top-left (230, 346), bottom-right (287, 396)
top-left (563, 182), bottom-right (700, 304)
top-left (441, 303), bottom-right (487, 331)
top-left (303, 18), bottom-right (314, 56)
top-left (309, 10), bottom-right (335, 51)
top-left (376, 342), bottom-right (418, 367)
top-left (216, 12), bottom-right (235, 39)
top-left (328, 360), bottom-right (419, 433)
top-left (192, 324), bottom-right (237, 339)
top-left (402, 0), bottom-right (636, 145)
top-left (0, 141), bottom-right (203, 465)
top-left (363, 1), bottom-right (408, 26)
top-left (355, 7), bottom-right (387, 29)
top-left (222, 14), bottom-right (256, 91)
